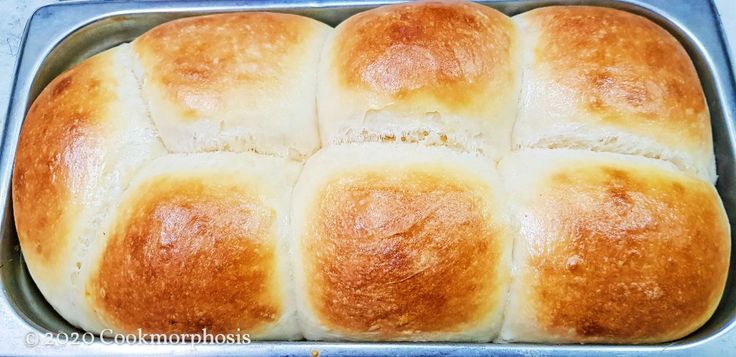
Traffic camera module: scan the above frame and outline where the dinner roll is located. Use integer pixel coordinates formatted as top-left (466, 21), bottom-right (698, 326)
top-left (498, 149), bottom-right (730, 344)
top-left (318, 0), bottom-right (519, 159)
top-left (512, 6), bottom-right (715, 182)
top-left (133, 13), bottom-right (330, 160)
top-left (84, 152), bottom-right (301, 338)
top-left (12, 44), bottom-right (167, 329)
top-left (291, 143), bottom-right (512, 341)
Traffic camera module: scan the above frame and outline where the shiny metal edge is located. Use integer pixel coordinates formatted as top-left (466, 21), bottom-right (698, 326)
top-left (0, 0), bottom-right (734, 355)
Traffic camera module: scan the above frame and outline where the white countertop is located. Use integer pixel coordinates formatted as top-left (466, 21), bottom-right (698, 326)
top-left (0, 0), bottom-right (734, 115)
top-left (718, 0), bottom-right (735, 58)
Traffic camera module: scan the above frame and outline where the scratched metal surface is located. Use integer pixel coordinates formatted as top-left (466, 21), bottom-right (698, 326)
top-left (0, 1), bottom-right (50, 121)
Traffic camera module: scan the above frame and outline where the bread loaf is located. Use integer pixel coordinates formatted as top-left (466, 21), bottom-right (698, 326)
top-left (292, 143), bottom-right (511, 341)
top-left (498, 149), bottom-right (729, 343)
top-left (512, 6), bottom-right (715, 182)
top-left (317, 0), bottom-right (519, 160)
top-left (133, 12), bottom-right (330, 160)
top-left (85, 152), bottom-right (301, 338)
top-left (12, 1), bottom-right (729, 344)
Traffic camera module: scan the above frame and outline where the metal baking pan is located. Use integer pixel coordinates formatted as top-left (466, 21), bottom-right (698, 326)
top-left (0, 0), bottom-right (734, 355)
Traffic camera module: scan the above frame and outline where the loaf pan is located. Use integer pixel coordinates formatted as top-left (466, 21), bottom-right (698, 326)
top-left (1, 0), bottom-right (735, 355)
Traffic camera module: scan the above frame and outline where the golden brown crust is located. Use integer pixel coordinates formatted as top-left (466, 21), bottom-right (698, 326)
top-left (134, 12), bottom-right (323, 120)
top-left (90, 175), bottom-right (281, 334)
top-left (525, 6), bottom-right (709, 142)
top-left (12, 52), bottom-right (114, 264)
top-left (332, 0), bottom-right (515, 114)
top-left (525, 165), bottom-right (729, 342)
top-left (305, 171), bottom-right (500, 336)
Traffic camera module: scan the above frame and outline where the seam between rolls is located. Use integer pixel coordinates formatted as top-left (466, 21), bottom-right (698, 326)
top-left (110, 44), bottom-right (172, 204)
top-left (330, 127), bottom-right (487, 156)
top-left (524, 139), bottom-right (702, 181)
top-left (71, 44), bottom-right (174, 331)
top-left (493, 162), bottom-right (519, 342)
top-left (492, 15), bottom-right (529, 341)
top-left (508, 15), bottom-right (530, 156)
top-left (313, 25), bottom-right (333, 153)
top-left (288, 25), bottom-right (333, 337)
top-left (126, 43), bottom-right (170, 155)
